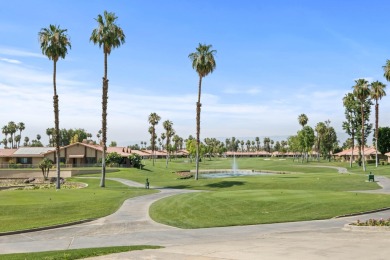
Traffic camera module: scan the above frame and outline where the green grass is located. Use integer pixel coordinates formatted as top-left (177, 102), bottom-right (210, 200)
top-left (150, 189), bottom-right (390, 228)
top-left (0, 245), bottom-right (162, 260)
top-left (2, 157), bottom-right (390, 232)
top-left (0, 178), bottom-right (157, 232)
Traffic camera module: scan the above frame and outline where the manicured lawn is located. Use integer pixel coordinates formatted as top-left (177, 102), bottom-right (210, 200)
top-left (0, 178), bottom-right (157, 232)
top-left (150, 189), bottom-right (390, 228)
top-left (2, 156), bottom-right (390, 232)
top-left (0, 245), bottom-right (162, 260)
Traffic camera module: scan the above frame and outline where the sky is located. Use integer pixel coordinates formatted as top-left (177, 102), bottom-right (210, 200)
top-left (1, 0), bottom-right (390, 147)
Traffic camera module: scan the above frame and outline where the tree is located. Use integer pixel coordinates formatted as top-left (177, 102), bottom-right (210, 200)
top-left (91, 10), bottom-right (125, 187)
top-left (38, 158), bottom-right (53, 180)
top-left (39, 24), bottom-right (71, 189)
top-left (105, 152), bottom-right (123, 166)
top-left (7, 121), bottom-right (17, 148)
top-left (148, 112), bottom-right (161, 165)
top-left (255, 137), bottom-right (260, 151)
top-left (17, 122), bottom-right (25, 148)
top-left (46, 127), bottom-right (54, 146)
top-left (370, 81), bottom-right (386, 167)
top-left (315, 122), bottom-right (326, 161)
top-left (1, 126), bottom-right (8, 148)
top-left (378, 127), bottom-right (390, 155)
top-left (353, 79), bottom-right (371, 171)
top-left (297, 126), bottom-right (315, 162)
top-left (189, 43), bottom-right (217, 180)
top-left (23, 136), bottom-right (29, 147)
top-left (320, 120), bottom-right (338, 161)
top-left (298, 114), bottom-right (308, 128)
top-left (162, 120), bottom-right (175, 167)
top-left (383, 59), bottom-right (390, 81)
top-left (342, 93), bottom-right (359, 168)
top-left (109, 141), bottom-right (117, 147)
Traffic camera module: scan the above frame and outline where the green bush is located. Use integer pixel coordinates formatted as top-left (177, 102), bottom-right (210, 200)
top-left (129, 153), bottom-right (142, 168)
top-left (366, 159), bottom-right (376, 164)
top-left (106, 152), bottom-right (123, 166)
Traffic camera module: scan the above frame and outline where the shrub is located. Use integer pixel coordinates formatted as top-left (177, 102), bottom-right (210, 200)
top-left (366, 159), bottom-right (376, 164)
top-left (106, 152), bottom-right (123, 166)
top-left (129, 153), bottom-right (142, 168)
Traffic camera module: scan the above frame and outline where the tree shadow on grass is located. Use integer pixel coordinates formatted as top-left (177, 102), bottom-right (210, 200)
top-left (162, 185), bottom-right (192, 189)
top-left (206, 181), bottom-right (245, 188)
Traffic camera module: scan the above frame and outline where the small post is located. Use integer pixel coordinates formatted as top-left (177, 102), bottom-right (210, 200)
top-left (145, 178), bottom-right (150, 189)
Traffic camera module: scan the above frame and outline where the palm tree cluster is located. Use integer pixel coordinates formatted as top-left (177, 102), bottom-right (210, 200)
top-left (342, 75), bottom-right (387, 171)
top-left (1, 122), bottom-right (25, 148)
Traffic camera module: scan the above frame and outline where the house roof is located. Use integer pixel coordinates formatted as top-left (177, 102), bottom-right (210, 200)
top-left (334, 147), bottom-right (380, 156)
top-left (13, 147), bottom-right (55, 157)
top-left (0, 148), bottom-right (17, 157)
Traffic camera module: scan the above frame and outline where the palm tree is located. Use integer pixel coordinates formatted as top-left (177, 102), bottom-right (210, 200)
top-left (255, 137), bottom-right (260, 152)
top-left (370, 81), bottom-right (386, 167)
top-left (189, 43), bottom-right (217, 180)
top-left (2, 126), bottom-right (8, 148)
top-left (163, 120), bottom-right (175, 168)
top-left (383, 59), bottom-right (390, 81)
top-left (353, 78), bottom-right (370, 171)
top-left (23, 136), bottom-right (29, 147)
top-left (17, 122), bottom-right (25, 148)
top-left (298, 114), bottom-right (308, 128)
top-left (90, 11), bottom-right (125, 187)
top-left (148, 112), bottom-right (161, 165)
top-left (39, 24), bottom-right (71, 189)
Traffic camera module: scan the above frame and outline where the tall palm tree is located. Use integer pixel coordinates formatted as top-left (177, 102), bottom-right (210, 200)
top-left (383, 59), bottom-right (390, 81)
top-left (353, 78), bottom-right (370, 171)
top-left (148, 112), bottom-right (161, 166)
top-left (163, 120), bottom-right (175, 168)
top-left (90, 11), bottom-right (125, 187)
top-left (298, 114), bottom-right (308, 128)
top-left (2, 126), bottom-right (8, 148)
top-left (189, 43), bottom-right (216, 180)
top-left (370, 81), bottom-right (386, 167)
top-left (17, 122), bottom-right (25, 148)
top-left (39, 24), bottom-right (71, 189)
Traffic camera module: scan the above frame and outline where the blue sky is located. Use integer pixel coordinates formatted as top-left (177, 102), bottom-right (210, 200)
top-left (1, 0), bottom-right (389, 146)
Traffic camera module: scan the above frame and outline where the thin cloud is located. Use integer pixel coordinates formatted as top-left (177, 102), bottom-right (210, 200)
top-left (0, 46), bottom-right (43, 58)
top-left (0, 57), bottom-right (21, 64)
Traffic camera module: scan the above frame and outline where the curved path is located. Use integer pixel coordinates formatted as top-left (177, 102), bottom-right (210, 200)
top-left (1, 177), bottom-right (390, 259)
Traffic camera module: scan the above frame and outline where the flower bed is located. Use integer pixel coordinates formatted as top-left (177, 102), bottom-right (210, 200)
top-left (353, 218), bottom-right (390, 226)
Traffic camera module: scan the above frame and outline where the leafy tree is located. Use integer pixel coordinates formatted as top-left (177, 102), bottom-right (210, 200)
top-left (109, 141), bottom-right (117, 147)
top-left (353, 79), bottom-right (371, 171)
top-left (38, 158), bottom-right (53, 180)
top-left (128, 153), bottom-right (142, 168)
top-left (39, 24), bottom-right (71, 189)
top-left (148, 112), bottom-right (161, 165)
top-left (320, 120), bottom-right (338, 161)
top-left (342, 93), bottom-right (359, 168)
top-left (90, 10), bottom-right (125, 187)
top-left (287, 135), bottom-right (300, 161)
top-left (186, 138), bottom-right (197, 163)
top-left (297, 126), bottom-right (315, 163)
top-left (315, 122), bottom-right (326, 161)
top-left (105, 152), bottom-right (123, 166)
top-left (370, 80), bottom-right (386, 166)
top-left (378, 127), bottom-right (390, 155)
top-left (189, 43), bottom-right (216, 180)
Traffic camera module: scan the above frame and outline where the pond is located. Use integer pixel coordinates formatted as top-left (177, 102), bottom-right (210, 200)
top-left (199, 170), bottom-right (275, 179)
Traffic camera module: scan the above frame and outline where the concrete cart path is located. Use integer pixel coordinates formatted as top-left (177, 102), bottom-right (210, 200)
top-left (1, 177), bottom-right (390, 259)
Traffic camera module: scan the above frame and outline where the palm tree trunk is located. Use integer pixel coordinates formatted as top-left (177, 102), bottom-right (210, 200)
top-left (53, 60), bottom-right (61, 189)
top-left (361, 105), bottom-right (366, 172)
top-left (375, 102), bottom-right (379, 167)
top-left (195, 76), bottom-right (202, 180)
top-left (100, 51), bottom-right (108, 188)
